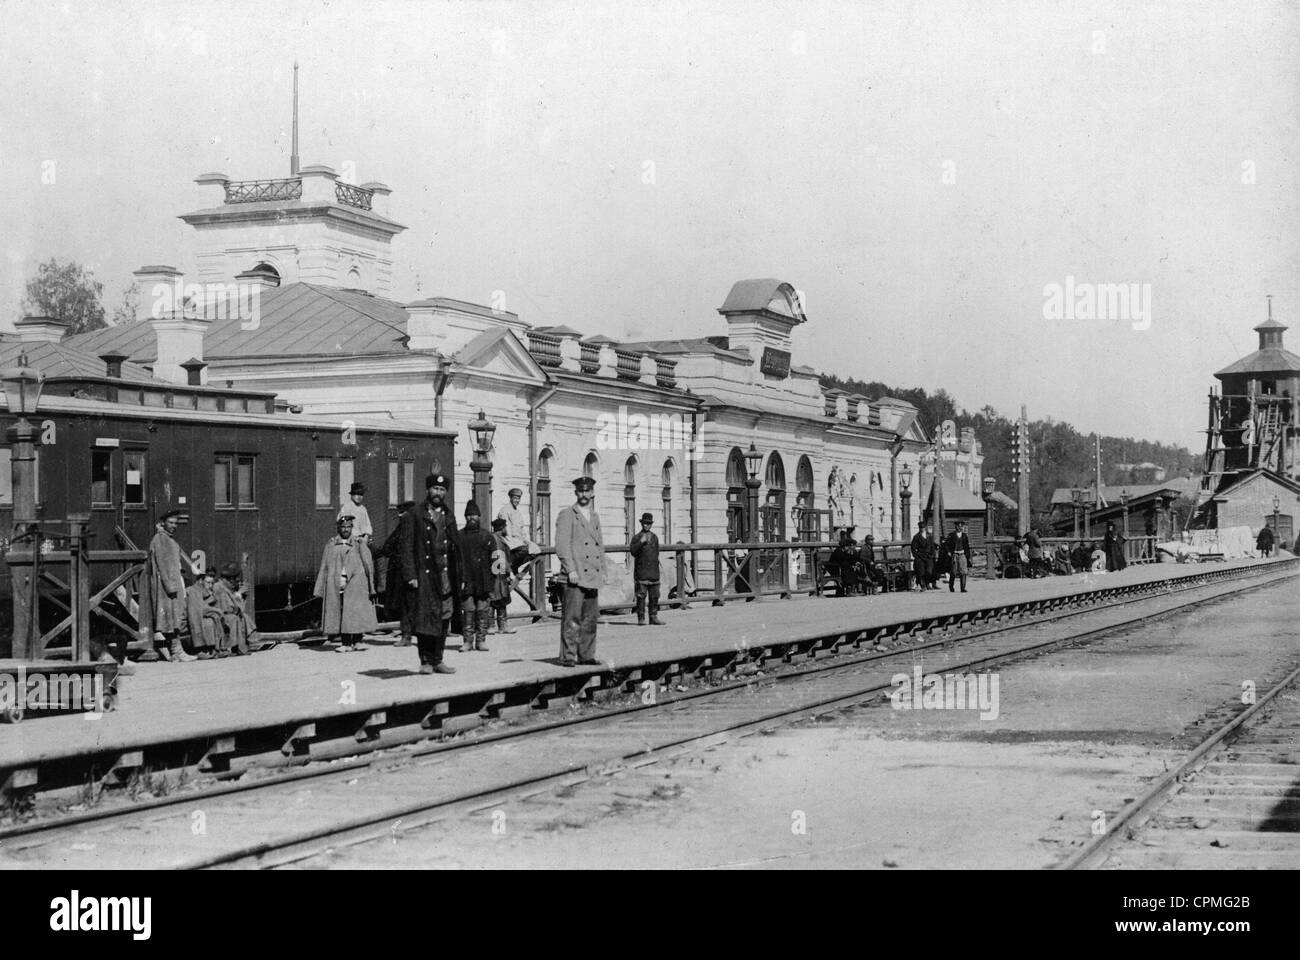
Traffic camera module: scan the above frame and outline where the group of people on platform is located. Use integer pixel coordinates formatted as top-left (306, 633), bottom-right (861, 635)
top-left (146, 511), bottom-right (259, 662)
top-left (310, 474), bottom-right (658, 673)
top-left (824, 518), bottom-right (1131, 595)
top-left (1012, 522), bottom-right (1128, 578)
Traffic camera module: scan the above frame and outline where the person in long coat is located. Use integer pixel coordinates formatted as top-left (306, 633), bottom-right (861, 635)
top-left (314, 515), bottom-right (378, 652)
top-left (380, 500), bottom-right (417, 646)
top-left (629, 511), bottom-right (665, 624)
top-left (1256, 525), bottom-right (1275, 558)
top-left (1103, 521), bottom-right (1127, 572)
top-left (488, 518), bottom-right (516, 634)
top-left (398, 474), bottom-right (463, 674)
top-left (185, 569), bottom-right (225, 659)
top-left (458, 500), bottom-right (496, 652)
top-left (555, 476), bottom-right (605, 666)
top-left (910, 520), bottom-right (936, 591)
top-left (148, 511), bottom-right (196, 662)
top-left (213, 562), bottom-right (258, 655)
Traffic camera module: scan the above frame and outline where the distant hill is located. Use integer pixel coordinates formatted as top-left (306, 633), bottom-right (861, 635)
top-left (819, 374), bottom-right (1199, 527)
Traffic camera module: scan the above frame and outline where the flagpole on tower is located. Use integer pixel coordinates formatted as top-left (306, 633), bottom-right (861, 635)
top-left (290, 61), bottom-right (300, 176)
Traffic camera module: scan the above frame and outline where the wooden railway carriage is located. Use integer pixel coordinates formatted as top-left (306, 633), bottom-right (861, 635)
top-left (1, 355), bottom-right (455, 653)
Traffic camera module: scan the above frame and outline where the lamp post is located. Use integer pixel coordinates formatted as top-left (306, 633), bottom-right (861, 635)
top-left (4, 355), bottom-right (46, 660)
top-left (1071, 487), bottom-right (1084, 539)
top-left (1273, 495), bottom-right (1280, 553)
top-left (467, 409), bottom-right (496, 519)
top-left (899, 463), bottom-right (913, 534)
top-left (1083, 485), bottom-right (1092, 539)
top-left (743, 442), bottom-right (763, 543)
top-left (1121, 489), bottom-right (1130, 539)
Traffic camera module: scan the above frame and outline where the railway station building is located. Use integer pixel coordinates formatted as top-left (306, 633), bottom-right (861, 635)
top-left (60, 156), bottom-right (981, 579)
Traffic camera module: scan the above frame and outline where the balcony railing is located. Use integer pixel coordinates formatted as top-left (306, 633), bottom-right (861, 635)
top-left (224, 178), bottom-right (303, 204)
top-left (655, 357), bottom-right (677, 389)
top-left (579, 342), bottom-right (600, 375)
top-left (334, 181), bottom-right (374, 210)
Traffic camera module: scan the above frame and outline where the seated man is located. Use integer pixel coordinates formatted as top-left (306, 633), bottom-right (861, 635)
top-left (1051, 543), bottom-right (1072, 575)
top-left (185, 569), bottom-right (226, 660)
top-left (857, 535), bottom-right (880, 594)
top-left (213, 562), bottom-right (260, 655)
top-left (1069, 540), bottom-right (1091, 573)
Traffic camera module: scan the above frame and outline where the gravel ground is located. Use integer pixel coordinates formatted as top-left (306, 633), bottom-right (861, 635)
top-left (305, 578), bottom-right (1300, 869)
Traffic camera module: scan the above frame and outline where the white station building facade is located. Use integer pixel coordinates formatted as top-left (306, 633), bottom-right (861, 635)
top-left (63, 157), bottom-right (983, 572)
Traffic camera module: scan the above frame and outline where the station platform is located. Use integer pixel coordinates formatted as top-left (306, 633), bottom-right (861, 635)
top-left (0, 556), bottom-right (1294, 787)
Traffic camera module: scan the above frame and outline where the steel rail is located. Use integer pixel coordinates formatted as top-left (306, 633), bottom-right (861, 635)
top-left (187, 567), bottom-right (1296, 869)
top-left (1, 561), bottom-right (1290, 845)
top-left (1057, 659), bottom-right (1300, 871)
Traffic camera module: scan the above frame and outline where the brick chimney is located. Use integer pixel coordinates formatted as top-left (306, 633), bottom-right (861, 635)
top-left (14, 316), bottom-right (70, 343)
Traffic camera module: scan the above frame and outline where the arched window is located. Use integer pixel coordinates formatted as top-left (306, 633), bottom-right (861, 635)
top-left (763, 452), bottom-right (786, 541)
top-left (536, 449), bottom-right (553, 546)
top-left (583, 451), bottom-right (599, 479)
top-left (623, 455), bottom-right (638, 541)
top-left (795, 455), bottom-right (816, 541)
top-left (726, 446), bottom-right (747, 541)
top-left (346, 265), bottom-right (362, 288)
top-left (661, 458), bottom-right (677, 542)
top-left (849, 474), bottom-right (858, 526)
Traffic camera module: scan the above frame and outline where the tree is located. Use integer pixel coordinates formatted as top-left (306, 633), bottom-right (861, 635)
top-left (110, 281), bottom-right (140, 326)
top-left (20, 259), bottom-right (107, 335)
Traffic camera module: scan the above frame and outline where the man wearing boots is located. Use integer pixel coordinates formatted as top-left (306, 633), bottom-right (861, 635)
top-left (554, 476), bottom-right (604, 666)
top-left (910, 519), bottom-right (937, 591)
top-left (147, 511), bottom-right (195, 662)
top-left (629, 512), bottom-right (665, 625)
top-left (313, 514), bottom-right (378, 653)
top-left (458, 500), bottom-right (495, 652)
top-left (944, 519), bottom-right (973, 593)
top-left (399, 474), bottom-right (462, 674)
top-left (489, 518), bottom-right (517, 635)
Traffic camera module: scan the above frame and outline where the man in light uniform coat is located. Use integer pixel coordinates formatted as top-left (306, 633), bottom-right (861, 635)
top-left (148, 510), bottom-right (196, 662)
top-left (554, 476), bottom-right (604, 666)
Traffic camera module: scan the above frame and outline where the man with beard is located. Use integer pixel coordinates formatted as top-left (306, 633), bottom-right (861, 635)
top-left (458, 500), bottom-right (496, 652)
top-left (910, 519), bottom-right (937, 591)
top-left (1103, 521), bottom-right (1127, 572)
top-left (399, 474), bottom-right (462, 674)
top-left (555, 476), bottom-right (605, 666)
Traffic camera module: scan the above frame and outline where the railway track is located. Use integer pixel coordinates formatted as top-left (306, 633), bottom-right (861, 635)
top-left (0, 565), bottom-right (1291, 870)
top-left (1062, 662), bottom-right (1300, 870)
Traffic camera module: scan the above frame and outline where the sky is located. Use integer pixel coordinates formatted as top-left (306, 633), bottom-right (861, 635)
top-left (1, 0), bottom-right (1297, 451)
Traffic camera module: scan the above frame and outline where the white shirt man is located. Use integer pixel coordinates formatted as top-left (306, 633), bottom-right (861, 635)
top-left (338, 482), bottom-right (373, 541)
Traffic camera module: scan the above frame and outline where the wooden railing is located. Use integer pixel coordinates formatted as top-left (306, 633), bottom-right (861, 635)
top-left (983, 535), bottom-right (1158, 579)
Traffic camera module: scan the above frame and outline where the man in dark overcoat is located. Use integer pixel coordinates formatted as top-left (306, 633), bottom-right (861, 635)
top-left (910, 520), bottom-right (936, 591)
top-left (399, 474), bottom-right (463, 674)
top-left (629, 511), bottom-right (664, 625)
top-left (1103, 521), bottom-right (1127, 572)
top-left (458, 499), bottom-right (496, 652)
top-left (381, 500), bottom-right (417, 646)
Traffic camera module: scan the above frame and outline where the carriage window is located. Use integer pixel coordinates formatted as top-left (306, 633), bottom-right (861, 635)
top-left (315, 459), bottom-right (332, 507)
top-left (91, 449), bottom-right (113, 505)
top-left (404, 462), bottom-right (415, 502)
top-left (0, 448), bottom-right (11, 505)
top-left (338, 460), bottom-right (354, 505)
top-left (388, 460), bottom-right (399, 506)
top-left (124, 451), bottom-right (147, 506)
top-left (236, 456), bottom-right (255, 506)
top-left (214, 456), bottom-right (232, 506)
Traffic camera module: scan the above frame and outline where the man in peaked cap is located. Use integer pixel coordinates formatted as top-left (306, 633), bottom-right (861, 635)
top-left (398, 474), bottom-right (462, 673)
top-left (554, 476), bottom-right (604, 665)
top-left (496, 486), bottom-right (534, 574)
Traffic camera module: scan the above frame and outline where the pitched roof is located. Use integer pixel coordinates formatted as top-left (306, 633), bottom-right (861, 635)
top-left (0, 336), bottom-right (160, 383)
top-left (1214, 347), bottom-right (1300, 377)
top-left (66, 283), bottom-right (411, 362)
top-left (1049, 480), bottom-right (1192, 507)
top-left (927, 475), bottom-right (987, 512)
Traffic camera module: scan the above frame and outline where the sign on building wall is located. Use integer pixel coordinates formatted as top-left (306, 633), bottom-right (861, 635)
top-left (760, 347), bottom-right (791, 379)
